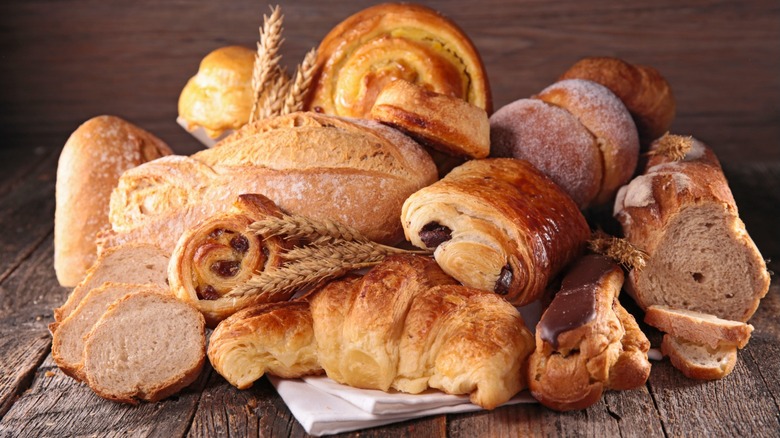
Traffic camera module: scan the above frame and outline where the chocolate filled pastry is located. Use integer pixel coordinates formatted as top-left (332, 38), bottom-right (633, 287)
top-left (559, 56), bottom-right (676, 144)
top-left (305, 3), bottom-right (491, 118)
top-left (168, 194), bottom-right (290, 327)
top-left (401, 158), bottom-right (590, 306)
top-left (527, 255), bottom-right (651, 411)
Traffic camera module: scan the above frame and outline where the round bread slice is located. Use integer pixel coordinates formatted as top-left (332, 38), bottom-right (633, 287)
top-left (661, 334), bottom-right (738, 380)
top-left (83, 292), bottom-right (206, 404)
top-left (644, 305), bottom-right (753, 349)
top-left (52, 283), bottom-right (170, 381)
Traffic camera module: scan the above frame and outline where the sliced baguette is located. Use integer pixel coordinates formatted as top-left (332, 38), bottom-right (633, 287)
top-left (51, 283), bottom-right (170, 381)
top-left (83, 292), bottom-right (206, 404)
top-left (53, 243), bottom-right (169, 323)
top-left (645, 305), bottom-right (753, 349)
top-left (661, 334), bottom-right (737, 380)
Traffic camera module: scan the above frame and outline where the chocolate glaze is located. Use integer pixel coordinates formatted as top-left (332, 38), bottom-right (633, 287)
top-left (538, 255), bottom-right (619, 349)
top-left (419, 222), bottom-right (452, 248)
top-left (494, 264), bottom-right (513, 295)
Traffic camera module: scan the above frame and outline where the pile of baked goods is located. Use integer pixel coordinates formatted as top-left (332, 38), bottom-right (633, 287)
top-left (51, 2), bottom-right (769, 413)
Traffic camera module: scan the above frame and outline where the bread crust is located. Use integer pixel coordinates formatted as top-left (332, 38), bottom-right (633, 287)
top-left (101, 112), bottom-right (437, 253)
top-left (614, 138), bottom-right (770, 321)
top-left (402, 158), bottom-right (589, 306)
top-left (560, 56), bottom-right (676, 143)
top-left (661, 334), bottom-right (737, 380)
top-left (370, 79), bottom-right (490, 159)
top-left (306, 3), bottom-right (491, 117)
top-left (54, 115), bottom-right (172, 286)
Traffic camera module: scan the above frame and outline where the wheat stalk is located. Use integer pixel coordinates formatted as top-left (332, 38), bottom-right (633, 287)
top-left (647, 132), bottom-right (694, 161)
top-left (281, 47), bottom-right (318, 115)
top-left (257, 69), bottom-right (291, 120)
top-left (249, 213), bottom-right (368, 243)
top-left (249, 5), bottom-right (284, 123)
top-left (588, 230), bottom-right (648, 271)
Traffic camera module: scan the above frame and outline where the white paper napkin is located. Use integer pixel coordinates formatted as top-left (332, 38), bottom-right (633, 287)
top-left (269, 376), bottom-right (535, 436)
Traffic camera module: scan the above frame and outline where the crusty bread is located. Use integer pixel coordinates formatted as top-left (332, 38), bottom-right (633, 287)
top-left (54, 115), bottom-right (172, 286)
top-left (83, 292), bottom-right (206, 404)
top-left (370, 79), bottom-right (490, 159)
top-left (101, 112), bottom-right (437, 254)
top-left (178, 46), bottom-right (256, 139)
top-left (306, 3), bottom-right (491, 117)
top-left (661, 335), bottom-right (738, 380)
top-left (53, 243), bottom-right (170, 322)
top-left (614, 136), bottom-right (770, 321)
top-left (644, 305), bottom-right (753, 349)
top-left (51, 283), bottom-right (170, 381)
top-left (559, 56), bottom-right (676, 143)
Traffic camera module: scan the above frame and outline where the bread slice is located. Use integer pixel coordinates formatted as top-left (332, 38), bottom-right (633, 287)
top-left (51, 283), bottom-right (170, 381)
top-left (661, 334), bottom-right (737, 380)
top-left (83, 292), bottom-right (206, 404)
top-left (645, 305), bottom-right (753, 349)
top-left (53, 243), bottom-right (169, 323)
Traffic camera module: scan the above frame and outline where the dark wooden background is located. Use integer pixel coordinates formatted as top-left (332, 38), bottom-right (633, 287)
top-left (0, 0), bottom-right (778, 436)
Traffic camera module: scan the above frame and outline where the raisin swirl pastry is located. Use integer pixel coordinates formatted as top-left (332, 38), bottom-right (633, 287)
top-left (168, 194), bottom-right (290, 327)
top-left (401, 158), bottom-right (590, 306)
top-left (305, 3), bottom-right (491, 118)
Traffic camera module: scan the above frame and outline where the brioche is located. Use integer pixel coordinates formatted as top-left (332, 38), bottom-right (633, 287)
top-left (53, 243), bottom-right (169, 322)
top-left (178, 46), bottom-right (255, 139)
top-left (644, 305), bottom-right (753, 349)
top-left (209, 255), bottom-right (535, 409)
top-left (527, 255), bottom-right (651, 411)
top-left (83, 292), bottom-right (205, 404)
top-left (51, 283), bottom-right (170, 381)
top-left (100, 112), bottom-right (437, 254)
top-left (54, 116), bottom-right (172, 286)
top-left (661, 335), bottom-right (737, 380)
top-left (306, 3), bottom-right (491, 118)
top-left (560, 56), bottom-right (676, 143)
top-left (370, 79), bottom-right (490, 159)
top-left (614, 136), bottom-right (770, 321)
top-left (168, 194), bottom-right (291, 327)
top-left (401, 158), bottom-right (589, 306)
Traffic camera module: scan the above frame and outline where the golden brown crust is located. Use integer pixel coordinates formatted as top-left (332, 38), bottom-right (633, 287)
top-left (54, 115), bottom-right (172, 286)
top-left (527, 255), bottom-right (651, 411)
top-left (178, 46), bottom-right (255, 138)
top-left (560, 57), bottom-right (676, 143)
top-left (306, 3), bottom-right (491, 118)
top-left (402, 158), bottom-right (590, 306)
top-left (168, 194), bottom-right (291, 327)
top-left (370, 79), bottom-right (490, 159)
top-left (661, 334), bottom-right (738, 380)
top-left (535, 79), bottom-right (639, 205)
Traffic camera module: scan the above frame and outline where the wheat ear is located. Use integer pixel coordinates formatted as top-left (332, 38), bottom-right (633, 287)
top-left (249, 5), bottom-right (284, 123)
top-left (588, 230), bottom-right (648, 271)
top-left (648, 132), bottom-right (694, 161)
top-left (281, 47), bottom-right (318, 115)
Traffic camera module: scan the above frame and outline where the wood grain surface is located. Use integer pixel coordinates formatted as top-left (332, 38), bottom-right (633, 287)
top-left (0, 0), bottom-right (778, 437)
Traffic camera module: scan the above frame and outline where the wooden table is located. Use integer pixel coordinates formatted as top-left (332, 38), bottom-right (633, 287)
top-left (1, 1), bottom-right (778, 436)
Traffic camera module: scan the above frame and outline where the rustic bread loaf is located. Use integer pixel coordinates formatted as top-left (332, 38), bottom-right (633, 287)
top-left (54, 115), bottom-right (172, 286)
top-left (51, 283), bottom-right (170, 381)
top-left (661, 335), bottom-right (738, 380)
top-left (614, 136), bottom-right (770, 321)
top-left (644, 305), bottom-right (754, 349)
top-left (83, 292), bottom-right (206, 404)
top-left (53, 243), bottom-right (170, 322)
top-left (100, 112), bottom-right (437, 255)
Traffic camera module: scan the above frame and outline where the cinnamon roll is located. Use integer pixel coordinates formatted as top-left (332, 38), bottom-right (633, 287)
top-left (305, 3), bottom-right (491, 118)
top-left (168, 194), bottom-right (290, 327)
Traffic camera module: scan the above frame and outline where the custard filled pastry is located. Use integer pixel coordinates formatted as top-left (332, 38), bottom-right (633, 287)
top-left (305, 3), bottom-right (491, 118)
top-left (208, 255), bottom-right (535, 409)
top-left (527, 255), bottom-right (651, 411)
top-left (401, 158), bottom-right (590, 306)
top-left (168, 194), bottom-right (290, 327)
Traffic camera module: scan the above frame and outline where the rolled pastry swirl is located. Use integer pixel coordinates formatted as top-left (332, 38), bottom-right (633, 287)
top-left (305, 3), bottom-right (491, 118)
top-left (401, 158), bottom-right (590, 306)
top-left (168, 194), bottom-right (290, 327)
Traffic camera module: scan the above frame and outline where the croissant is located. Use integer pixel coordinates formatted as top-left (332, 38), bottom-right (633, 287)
top-left (527, 255), bottom-right (651, 411)
top-left (100, 112), bottom-right (437, 254)
top-left (168, 194), bottom-right (290, 327)
top-left (305, 3), bottom-right (491, 118)
top-left (208, 255), bottom-right (535, 410)
top-left (401, 158), bottom-right (590, 306)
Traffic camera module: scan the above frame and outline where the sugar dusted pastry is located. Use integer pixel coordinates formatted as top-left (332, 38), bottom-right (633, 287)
top-left (401, 158), bottom-right (590, 306)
